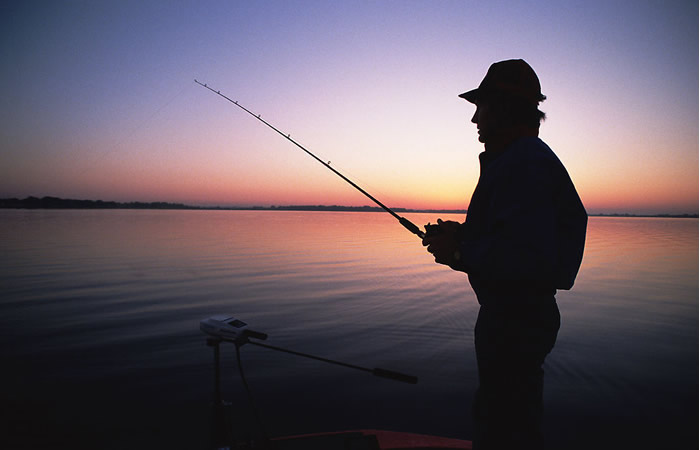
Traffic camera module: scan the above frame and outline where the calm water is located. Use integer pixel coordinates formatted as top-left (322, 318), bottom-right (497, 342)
top-left (0, 210), bottom-right (697, 449)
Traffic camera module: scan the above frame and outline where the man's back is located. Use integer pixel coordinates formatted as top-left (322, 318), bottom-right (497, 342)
top-left (460, 136), bottom-right (587, 304)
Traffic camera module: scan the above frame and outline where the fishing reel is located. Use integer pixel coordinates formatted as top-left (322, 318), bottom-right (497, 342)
top-left (423, 218), bottom-right (462, 239)
top-left (423, 222), bottom-right (442, 238)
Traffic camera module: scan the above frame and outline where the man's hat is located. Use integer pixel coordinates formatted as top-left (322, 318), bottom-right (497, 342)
top-left (459, 59), bottom-right (545, 105)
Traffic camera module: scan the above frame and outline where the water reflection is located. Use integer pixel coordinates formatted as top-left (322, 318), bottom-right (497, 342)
top-left (0, 210), bottom-right (697, 449)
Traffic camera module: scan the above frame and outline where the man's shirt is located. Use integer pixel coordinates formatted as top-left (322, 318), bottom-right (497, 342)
top-left (458, 136), bottom-right (587, 304)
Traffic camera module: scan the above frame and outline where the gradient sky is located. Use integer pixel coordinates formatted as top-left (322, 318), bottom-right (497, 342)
top-left (1, 0), bottom-right (697, 214)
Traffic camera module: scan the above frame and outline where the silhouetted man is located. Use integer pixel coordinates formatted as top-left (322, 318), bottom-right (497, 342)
top-left (423, 59), bottom-right (587, 450)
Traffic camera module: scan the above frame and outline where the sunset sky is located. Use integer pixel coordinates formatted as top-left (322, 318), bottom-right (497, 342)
top-left (1, 0), bottom-right (697, 215)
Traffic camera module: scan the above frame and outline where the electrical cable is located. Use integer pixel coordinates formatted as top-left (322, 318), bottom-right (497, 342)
top-left (234, 342), bottom-right (270, 446)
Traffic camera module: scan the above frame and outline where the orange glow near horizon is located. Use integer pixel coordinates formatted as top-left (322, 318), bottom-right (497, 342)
top-left (8, 133), bottom-right (696, 215)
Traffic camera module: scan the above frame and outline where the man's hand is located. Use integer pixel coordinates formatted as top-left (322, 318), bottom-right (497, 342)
top-left (422, 219), bottom-right (463, 269)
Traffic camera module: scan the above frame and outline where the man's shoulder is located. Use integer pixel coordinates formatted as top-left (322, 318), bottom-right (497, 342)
top-left (504, 136), bottom-right (569, 172)
top-left (510, 136), bottom-right (557, 161)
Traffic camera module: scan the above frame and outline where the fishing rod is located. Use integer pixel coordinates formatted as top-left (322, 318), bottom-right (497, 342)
top-left (194, 79), bottom-right (427, 240)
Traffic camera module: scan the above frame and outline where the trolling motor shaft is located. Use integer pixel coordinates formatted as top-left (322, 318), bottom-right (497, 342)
top-left (206, 337), bottom-right (235, 448)
top-left (194, 79), bottom-right (427, 239)
top-left (200, 315), bottom-right (418, 384)
top-left (246, 340), bottom-right (418, 385)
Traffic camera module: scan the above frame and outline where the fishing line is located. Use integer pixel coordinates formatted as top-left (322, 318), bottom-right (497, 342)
top-left (70, 81), bottom-right (192, 184)
top-left (194, 79), bottom-right (427, 240)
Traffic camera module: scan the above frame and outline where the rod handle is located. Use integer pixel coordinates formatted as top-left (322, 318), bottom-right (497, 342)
top-left (399, 216), bottom-right (425, 239)
top-left (372, 367), bottom-right (418, 384)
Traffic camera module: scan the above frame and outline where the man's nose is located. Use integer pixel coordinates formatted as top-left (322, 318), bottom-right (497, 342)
top-left (471, 110), bottom-right (478, 124)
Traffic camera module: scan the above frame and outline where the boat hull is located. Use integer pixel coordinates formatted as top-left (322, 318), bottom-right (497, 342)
top-left (272, 429), bottom-right (472, 449)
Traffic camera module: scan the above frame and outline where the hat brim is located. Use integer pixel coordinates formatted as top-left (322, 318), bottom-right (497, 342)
top-left (458, 88), bottom-right (478, 103)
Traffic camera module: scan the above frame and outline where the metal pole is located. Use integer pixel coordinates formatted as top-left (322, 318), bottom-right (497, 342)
top-left (207, 338), bottom-right (233, 449)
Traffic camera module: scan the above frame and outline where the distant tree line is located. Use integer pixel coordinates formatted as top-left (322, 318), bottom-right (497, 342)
top-left (591, 212), bottom-right (698, 218)
top-left (1, 196), bottom-right (695, 217)
top-left (0, 196), bottom-right (195, 210)
top-left (267, 204), bottom-right (467, 213)
top-left (0, 196), bottom-right (468, 213)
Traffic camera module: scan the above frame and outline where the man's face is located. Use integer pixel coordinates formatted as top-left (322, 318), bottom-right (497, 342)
top-left (471, 100), bottom-right (497, 144)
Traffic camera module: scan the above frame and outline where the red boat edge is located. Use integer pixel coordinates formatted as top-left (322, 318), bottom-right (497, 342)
top-left (272, 429), bottom-right (472, 449)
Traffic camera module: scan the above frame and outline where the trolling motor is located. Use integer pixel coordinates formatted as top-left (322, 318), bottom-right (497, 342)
top-left (201, 315), bottom-right (418, 383)
top-left (201, 315), bottom-right (418, 449)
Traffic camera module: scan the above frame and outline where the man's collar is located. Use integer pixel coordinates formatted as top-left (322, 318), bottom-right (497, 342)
top-left (480, 132), bottom-right (540, 166)
top-left (483, 126), bottom-right (539, 155)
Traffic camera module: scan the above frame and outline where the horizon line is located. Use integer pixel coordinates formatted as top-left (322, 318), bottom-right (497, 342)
top-left (0, 196), bottom-right (698, 218)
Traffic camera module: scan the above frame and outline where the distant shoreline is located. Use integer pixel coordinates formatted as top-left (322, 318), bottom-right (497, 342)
top-left (0, 196), bottom-right (697, 218)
